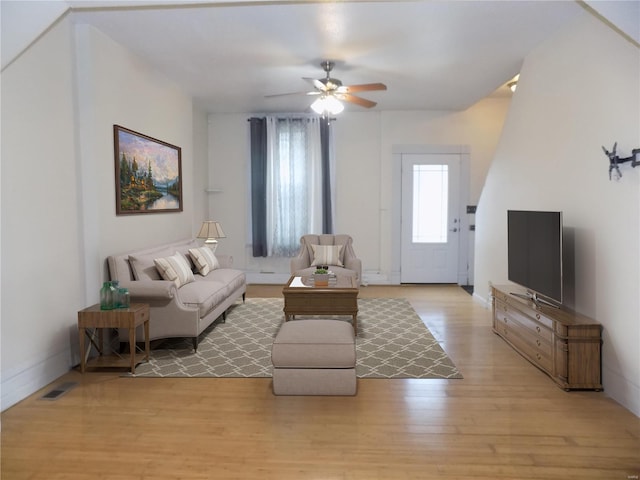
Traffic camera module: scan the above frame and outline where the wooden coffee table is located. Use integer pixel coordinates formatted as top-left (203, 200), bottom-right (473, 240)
top-left (282, 275), bottom-right (359, 334)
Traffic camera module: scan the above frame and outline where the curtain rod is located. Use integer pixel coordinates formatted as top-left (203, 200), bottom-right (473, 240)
top-left (247, 116), bottom-right (337, 122)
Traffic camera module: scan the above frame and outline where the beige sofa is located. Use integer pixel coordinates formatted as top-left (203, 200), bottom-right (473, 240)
top-left (290, 234), bottom-right (362, 286)
top-left (107, 238), bottom-right (246, 351)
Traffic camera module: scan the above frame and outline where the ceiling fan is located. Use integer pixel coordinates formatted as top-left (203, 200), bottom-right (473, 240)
top-left (266, 61), bottom-right (387, 114)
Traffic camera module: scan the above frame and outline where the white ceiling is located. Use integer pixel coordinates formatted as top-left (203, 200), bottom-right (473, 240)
top-left (3, 1), bottom-right (630, 114)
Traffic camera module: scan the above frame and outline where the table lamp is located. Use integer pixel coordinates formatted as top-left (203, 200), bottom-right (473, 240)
top-left (197, 221), bottom-right (226, 252)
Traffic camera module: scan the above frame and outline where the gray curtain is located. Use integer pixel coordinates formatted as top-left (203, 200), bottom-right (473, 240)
top-left (249, 117), bottom-right (268, 257)
top-left (320, 118), bottom-right (333, 234)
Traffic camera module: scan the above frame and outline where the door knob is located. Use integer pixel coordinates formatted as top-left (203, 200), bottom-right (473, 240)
top-left (450, 228), bottom-right (458, 232)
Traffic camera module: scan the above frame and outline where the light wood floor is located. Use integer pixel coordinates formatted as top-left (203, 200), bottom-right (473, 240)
top-left (2, 285), bottom-right (639, 479)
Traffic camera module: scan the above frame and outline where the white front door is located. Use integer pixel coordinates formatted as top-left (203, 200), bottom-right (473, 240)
top-left (400, 154), bottom-right (461, 283)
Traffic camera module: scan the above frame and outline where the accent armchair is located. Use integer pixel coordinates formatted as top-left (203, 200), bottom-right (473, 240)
top-left (290, 234), bottom-right (362, 286)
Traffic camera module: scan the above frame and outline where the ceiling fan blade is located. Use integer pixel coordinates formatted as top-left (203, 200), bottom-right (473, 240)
top-left (338, 83), bottom-right (387, 94)
top-left (265, 91), bottom-right (320, 98)
top-left (303, 77), bottom-right (328, 92)
top-left (338, 93), bottom-right (377, 108)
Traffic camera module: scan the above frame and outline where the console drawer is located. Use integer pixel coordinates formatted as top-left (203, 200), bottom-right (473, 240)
top-left (499, 315), bottom-right (553, 357)
top-left (498, 322), bottom-right (553, 373)
top-left (495, 299), bottom-right (553, 342)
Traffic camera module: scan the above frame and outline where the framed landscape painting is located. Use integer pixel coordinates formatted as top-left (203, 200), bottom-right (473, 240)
top-left (113, 125), bottom-right (183, 215)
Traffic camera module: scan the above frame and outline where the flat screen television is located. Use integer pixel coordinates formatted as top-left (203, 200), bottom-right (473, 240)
top-left (507, 210), bottom-right (563, 307)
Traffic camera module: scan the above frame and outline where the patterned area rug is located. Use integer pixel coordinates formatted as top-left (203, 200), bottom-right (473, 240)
top-left (128, 297), bottom-right (462, 379)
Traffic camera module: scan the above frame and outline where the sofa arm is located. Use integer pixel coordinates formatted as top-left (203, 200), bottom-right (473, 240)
top-left (118, 280), bottom-right (177, 301)
top-left (344, 257), bottom-right (362, 280)
top-left (290, 256), bottom-right (309, 274)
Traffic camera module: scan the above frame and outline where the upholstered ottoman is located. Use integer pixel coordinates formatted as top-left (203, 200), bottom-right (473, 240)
top-left (271, 319), bottom-right (357, 396)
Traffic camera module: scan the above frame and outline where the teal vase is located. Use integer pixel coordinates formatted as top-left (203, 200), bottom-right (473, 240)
top-left (100, 282), bottom-right (114, 310)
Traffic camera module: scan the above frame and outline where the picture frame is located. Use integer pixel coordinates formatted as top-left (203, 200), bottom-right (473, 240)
top-left (113, 125), bottom-right (183, 215)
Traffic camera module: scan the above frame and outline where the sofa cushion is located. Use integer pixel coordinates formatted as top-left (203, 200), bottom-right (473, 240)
top-left (194, 268), bottom-right (246, 295)
top-left (179, 280), bottom-right (228, 318)
top-left (129, 252), bottom-right (165, 281)
top-left (175, 242), bottom-right (199, 271)
top-left (310, 244), bottom-right (344, 267)
top-left (154, 252), bottom-right (195, 288)
top-left (188, 247), bottom-right (220, 276)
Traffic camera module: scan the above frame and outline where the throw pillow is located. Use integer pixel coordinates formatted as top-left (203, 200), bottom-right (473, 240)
top-left (310, 244), bottom-right (344, 267)
top-left (188, 247), bottom-right (220, 276)
top-left (129, 252), bottom-right (164, 281)
top-left (154, 252), bottom-right (195, 288)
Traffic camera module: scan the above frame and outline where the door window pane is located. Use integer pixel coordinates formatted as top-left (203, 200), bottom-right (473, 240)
top-left (412, 164), bottom-right (448, 243)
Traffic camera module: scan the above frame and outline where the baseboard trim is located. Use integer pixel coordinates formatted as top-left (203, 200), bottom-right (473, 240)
top-left (602, 364), bottom-right (640, 417)
top-left (473, 291), bottom-right (491, 308)
top-left (361, 272), bottom-right (394, 285)
top-left (1, 349), bottom-right (71, 411)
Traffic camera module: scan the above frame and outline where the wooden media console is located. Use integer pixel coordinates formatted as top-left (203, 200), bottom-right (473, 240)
top-left (491, 285), bottom-right (602, 391)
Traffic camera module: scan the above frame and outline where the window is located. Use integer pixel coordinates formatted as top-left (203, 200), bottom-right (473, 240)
top-left (250, 116), bottom-right (333, 257)
top-left (412, 164), bottom-right (449, 243)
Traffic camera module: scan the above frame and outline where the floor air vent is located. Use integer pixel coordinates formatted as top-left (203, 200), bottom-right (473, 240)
top-left (40, 382), bottom-right (78, 401)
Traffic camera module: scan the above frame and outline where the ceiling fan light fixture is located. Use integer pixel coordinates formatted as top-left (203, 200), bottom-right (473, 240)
top-left (267, 61), bottom-right (385, 112)
top-left (311, 95), bottom-right (344, 115)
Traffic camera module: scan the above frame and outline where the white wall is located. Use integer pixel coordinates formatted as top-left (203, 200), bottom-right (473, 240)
top-left (475, 12), bottom-right (640, 416)
top-left (74, 24), bottom-right (197, 281)
top-left (1, 20), bottom-right (206, 410)
top-left (1, 18), bottom-right (83, 411)
top-left (208, 97), bottom-right (510, 284)
top-left (193, 105), bottom-right (210, 227)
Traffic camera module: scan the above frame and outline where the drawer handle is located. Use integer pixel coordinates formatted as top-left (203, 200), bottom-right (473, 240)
top-left (536, 314), bottom-right (540, 320)
top-left (536, 326), bottom-right (541, 333)
top-left (503, 317), bottom-right (508, 323)
top-left (536, 353), bottom-right (542, 360)
top-left (536, 340), bottom-right (541, 347)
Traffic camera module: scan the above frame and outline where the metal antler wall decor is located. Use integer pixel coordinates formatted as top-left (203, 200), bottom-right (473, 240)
top-left (601, 142), bottom-right (640, 181)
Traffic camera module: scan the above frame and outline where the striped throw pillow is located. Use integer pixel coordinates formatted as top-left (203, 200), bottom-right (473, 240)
top-left (310, 244), bottom-right (344, 267)
top-left (188, 247), bottom-right (220, 276)
top-left (154, 252), bottom-right (194, 288)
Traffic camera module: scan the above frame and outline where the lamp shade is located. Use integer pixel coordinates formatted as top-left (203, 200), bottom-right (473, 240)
top-left (197, 221), bottom-right (226, 243)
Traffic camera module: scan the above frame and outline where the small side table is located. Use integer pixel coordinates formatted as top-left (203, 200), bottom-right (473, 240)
top-left (78, 303), bottom-right (150, 373)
